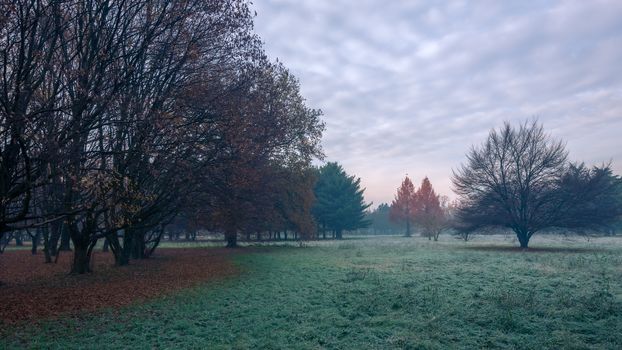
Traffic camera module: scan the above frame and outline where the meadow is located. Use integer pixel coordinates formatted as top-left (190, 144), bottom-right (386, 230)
top-left (3, 234), bottom-right (622, 349)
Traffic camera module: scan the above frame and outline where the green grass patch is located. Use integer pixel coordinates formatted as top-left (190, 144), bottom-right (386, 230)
top-left (4, 237), bottom-right (622, 349)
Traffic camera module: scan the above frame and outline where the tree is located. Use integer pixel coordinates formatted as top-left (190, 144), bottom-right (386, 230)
top-left (554, 163), bottom-right (622, 232)
top-left (313, 162), bottom-right (371, 239)
top-left (414, 177), bottom-right (446, 241)
top-left (200, 62), bottom-right (324, 248)
top-left (367, 203), bottom-right (400, 235)
top-left (274, 166), bottom-right (318, 240)
top-left (0, 0), bottom-right (61, 240)
top-left (51, 0), bottom-right (238, 273)
top-left (390, 176), bottom-right (418, 236)
top-left (452, 120), bottom-right (622, 248)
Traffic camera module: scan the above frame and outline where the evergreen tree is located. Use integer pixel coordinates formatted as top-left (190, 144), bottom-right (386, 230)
top-left (313, 162), bottom-right (371, 239)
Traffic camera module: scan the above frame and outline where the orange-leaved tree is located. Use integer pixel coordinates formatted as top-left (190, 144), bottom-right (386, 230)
top-left (390, 176), bottom-right (418, 237)
top-left (414, 177), bottom-right (446, 241)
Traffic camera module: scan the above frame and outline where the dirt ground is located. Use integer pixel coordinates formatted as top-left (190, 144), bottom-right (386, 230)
top-left (0, 248), bottom-right (240, 325)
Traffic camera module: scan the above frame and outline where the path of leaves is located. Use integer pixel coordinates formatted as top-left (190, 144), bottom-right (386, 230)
top-left (0, 248), bottom-right (240, 325)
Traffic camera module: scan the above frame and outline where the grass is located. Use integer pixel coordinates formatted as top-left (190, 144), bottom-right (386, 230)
top-left (4, 235), bottom-right (622, 349)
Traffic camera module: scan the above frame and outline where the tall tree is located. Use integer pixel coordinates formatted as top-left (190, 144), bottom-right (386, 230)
top-left (52, 0), bottom-right (233, 273)
top-left (390, 176), bottom-right (418, 237)
top-left (0, 0), bottom-right (61, 238)
top-left (452, 120), bottom-right (622, 248)
top-left (209, 62), bottom-right (323, 247)
top-left (313, 162), bottom-right (370, 239)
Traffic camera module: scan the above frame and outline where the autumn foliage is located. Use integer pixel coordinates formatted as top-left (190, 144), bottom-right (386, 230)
top-left (390, 176), bottom-right (448, 239)
top-left (390, 177), bottom-right (418, 236)
top-left (0, 0), bottom-right (324, 275)
top-left (414, 178), bottom-right (447, 241)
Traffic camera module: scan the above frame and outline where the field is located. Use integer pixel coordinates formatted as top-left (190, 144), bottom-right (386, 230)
top-left (2, 234), bottom-right (622, 349)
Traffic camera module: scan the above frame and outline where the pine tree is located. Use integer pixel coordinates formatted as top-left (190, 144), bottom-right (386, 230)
top-left (313, 162), bottom-right (371, 239)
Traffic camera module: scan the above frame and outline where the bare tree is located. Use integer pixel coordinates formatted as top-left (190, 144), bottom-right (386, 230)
top-left (452, 120), bottom-right (622, 248)
top-left (452, 120), bottom-right (567, 248)
top-left (0, 0), bottom-right (62, 238)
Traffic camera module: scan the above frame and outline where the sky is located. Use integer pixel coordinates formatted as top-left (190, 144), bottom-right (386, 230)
top-left (251, 0), bottom-right (622, 207)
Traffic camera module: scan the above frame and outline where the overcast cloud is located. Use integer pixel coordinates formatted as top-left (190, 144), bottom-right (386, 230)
top-left (251, 0), bottom-right (622, 207)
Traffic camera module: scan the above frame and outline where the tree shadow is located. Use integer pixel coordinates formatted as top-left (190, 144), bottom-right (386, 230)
top-left (459, 245), bottom-right (607, 253)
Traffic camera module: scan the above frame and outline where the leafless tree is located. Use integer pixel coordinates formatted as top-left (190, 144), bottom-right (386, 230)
top-left (453, 120), bottom-right (621, 248)
top-left (0, 0), bottom-right (62, 238)
top-left (453, 121), bottom-right (559, 248)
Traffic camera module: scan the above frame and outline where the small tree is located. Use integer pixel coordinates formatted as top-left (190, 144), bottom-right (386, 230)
top-left (414, 178), bottom-right (446, 241)
top-left (390, 176), bottom-right (418, 237)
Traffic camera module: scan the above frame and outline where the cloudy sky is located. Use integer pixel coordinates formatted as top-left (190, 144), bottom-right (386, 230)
top-left (251, 0), bottom-right (622, 207)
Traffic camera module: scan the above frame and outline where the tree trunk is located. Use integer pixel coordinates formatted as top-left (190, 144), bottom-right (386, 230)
top-left (225, 229), bottom-right (237, 248)
top-left (102, 238), bottom-right (110, 252)
top-left (336, 229), bottom-right (343, 240)
top-left (71, 241), bottom-right (91, 274)
top-left (144, 227), bottom-right (164, 258)
top-left (516, 230), bottom-right (530, 249)
top-left (132, 235), bottom-right (145, 259)
top-left (48, 221), bottom-right (61, 256)
top-left (108, 231), bottom-right (128, 266)
top-left (42, 225), bottom-right (52, 263)
top-left (59, 225), bottom-right (71, 251)
top-left (115, 230), bottom-right (132, 266)
top-left (30, 229), bottom-right (40, 255)
top-left (15, 233), bottom-right (23, 246)
top-left (405, 220), bottom-right (411, 237)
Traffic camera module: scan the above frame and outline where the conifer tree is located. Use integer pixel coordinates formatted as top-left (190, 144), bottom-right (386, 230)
top-left (313, 162), bottom-right (371, 239)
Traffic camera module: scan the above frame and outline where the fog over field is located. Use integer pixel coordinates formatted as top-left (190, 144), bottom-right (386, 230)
top-left (252, 0), bottom-right (622, 205)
